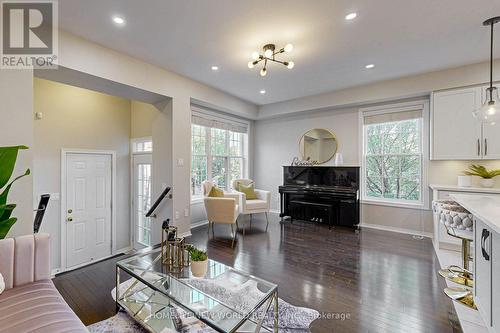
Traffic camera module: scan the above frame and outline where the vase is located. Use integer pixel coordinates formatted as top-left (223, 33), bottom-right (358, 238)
top-left (480, 178), bottom-right (495, 188)
top-left (457, 176), bottom-right (472, 187)
top-left (190, 259), bottom-right (208, 277)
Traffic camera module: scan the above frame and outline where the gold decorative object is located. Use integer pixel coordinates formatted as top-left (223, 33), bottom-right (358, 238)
top-left (160, 226), bottom-right (190, 272)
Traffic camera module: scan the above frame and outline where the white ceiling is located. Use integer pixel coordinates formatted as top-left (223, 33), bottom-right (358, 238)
top-left (59, 0), bottom-right (500, 105)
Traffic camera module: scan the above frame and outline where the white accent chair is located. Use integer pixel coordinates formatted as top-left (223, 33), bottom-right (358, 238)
top-left (232, 179), bottom-right (271, 232)
top-left (202, 181), bottom-right (242, 247)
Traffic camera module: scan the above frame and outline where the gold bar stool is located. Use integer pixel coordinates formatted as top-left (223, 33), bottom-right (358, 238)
top-left (433, 200), bottom-right (476, 309)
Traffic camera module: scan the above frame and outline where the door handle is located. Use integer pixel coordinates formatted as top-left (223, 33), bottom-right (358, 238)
top-left (485, 138), bottom-right (488, 156)
top-left (477, 138), bottom-right (481, 156)
top-left (481, 228), bottom-right (490, 261)
top-left (67, 217), bottom-right (73, 222)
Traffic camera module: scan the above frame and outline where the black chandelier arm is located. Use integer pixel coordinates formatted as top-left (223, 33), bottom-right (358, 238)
top-left (252, 58), bottom-right (264, 65)
top-left (267, 58), bottom-right (288, 66)
top-left (490, 21), bottom-right (494, 101)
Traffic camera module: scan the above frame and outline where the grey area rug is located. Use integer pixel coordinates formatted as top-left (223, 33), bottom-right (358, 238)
top-left (87, 275), bottom-right (319, 333)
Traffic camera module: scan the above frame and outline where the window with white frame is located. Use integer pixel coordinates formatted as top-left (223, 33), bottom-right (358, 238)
top-left (191, 111), bottom-right (248, 198)
top-left (361, 105), bottom-right (426, 206)
top-left (131, 137), bottom-right (153, 153)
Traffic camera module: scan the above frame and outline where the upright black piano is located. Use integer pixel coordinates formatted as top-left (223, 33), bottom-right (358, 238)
top-left (279, 166), bottom-right (360, 228)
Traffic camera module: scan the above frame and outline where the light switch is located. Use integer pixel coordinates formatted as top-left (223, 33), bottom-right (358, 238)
top-left (184, 208), bottom-right (189, 217)
top-left (177, 158), bottom-right (184, 166)
top-left (175, 211), bottom-right (180, 220)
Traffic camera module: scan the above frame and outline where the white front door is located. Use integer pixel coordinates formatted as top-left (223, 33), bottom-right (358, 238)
top-left (132, 154), bottom-right (153, 249)
top-left (66, 153), bottom-right (112, 268)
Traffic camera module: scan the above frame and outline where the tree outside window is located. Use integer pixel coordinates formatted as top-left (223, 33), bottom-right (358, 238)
top-left (191, 124), bottom-right (246, 197)
top-left (364, 118), bottom-right (422, 202)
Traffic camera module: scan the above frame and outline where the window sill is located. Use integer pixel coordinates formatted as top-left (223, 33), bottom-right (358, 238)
top-left (191, 197), bottom-right (204, 205)
top-left (361, 198), bottom-right (428, 210)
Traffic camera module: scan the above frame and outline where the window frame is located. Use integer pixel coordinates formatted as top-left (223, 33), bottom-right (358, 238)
top-left (190, 124), bottom-right (248, 202)
top-left (359, 101), bottom-right (429, 210)
top-left (131, 136), bottom-right (153, 154)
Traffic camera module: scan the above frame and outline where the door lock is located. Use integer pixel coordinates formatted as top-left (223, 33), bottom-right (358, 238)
top-left (68, 209), bottom-right (73, 213)
top-left (67, 217), bottom-right (73, 222)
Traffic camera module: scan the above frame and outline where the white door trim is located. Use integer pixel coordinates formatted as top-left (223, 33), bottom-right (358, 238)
top-left (60, 148), bottom-right (117, 272)
top-left (131, 153), bottom-right (153, 249)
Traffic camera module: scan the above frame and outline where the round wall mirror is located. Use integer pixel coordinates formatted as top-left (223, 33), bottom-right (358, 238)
top-left (299, 129), bottom-right (338, 164)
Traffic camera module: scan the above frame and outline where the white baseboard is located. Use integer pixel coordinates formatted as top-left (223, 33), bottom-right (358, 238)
top-left (360, 222), bottom-right (433, 239)
top-left (53, 247), bottom-right (133, 276)
top-left (179, 230), bottom-right (192, 238)
top-left (115, 246), bottom-right (133, 254)
top-left (51, 268), bottom-right (61, 278)
top-left (191, 220), bottom-right (209, 229)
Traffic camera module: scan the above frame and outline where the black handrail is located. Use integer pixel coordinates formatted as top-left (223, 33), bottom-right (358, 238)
top-left (146, 187), bottom-right (171, 217)
top-left (34, 194), bottom-right (50, 233)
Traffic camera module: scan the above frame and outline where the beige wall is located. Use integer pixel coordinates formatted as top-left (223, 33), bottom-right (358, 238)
top-left (254, 103), bottom-right (500, 235)
top-left (258, 59), bottom-right (500, 119)
top-left (0, 30), bottom-right (256, 249)
top-left (0, 70), bottom-right (34, 237)
top-left (254, 58), bottom-right (500, 236)
top-left (33, 78), bottom-right (132, 269)
top-left (56, 31), bottom-right (257, 236)
top-left (131, 100), bottom-right (160, 138)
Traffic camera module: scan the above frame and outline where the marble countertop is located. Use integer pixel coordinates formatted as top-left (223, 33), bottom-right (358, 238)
top-left (430, 184), bottom-right (500, 194)
top-left (451, 194), bottom-right (500, 234)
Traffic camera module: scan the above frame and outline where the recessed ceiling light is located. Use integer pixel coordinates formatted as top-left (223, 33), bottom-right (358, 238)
top-left (365, 64), bottom-right (375, 69)
top-left (112, 16), bottom-right (125, 25)
top-left (211, 66), bottom-right (219, 71)
top-left (260, 90), bottom-right (266, 94)
top-left (345, 12), bottom-right (357, 20)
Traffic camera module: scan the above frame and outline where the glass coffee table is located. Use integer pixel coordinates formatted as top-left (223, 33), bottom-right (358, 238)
top-left (116, 248), bottom-right (278, 333)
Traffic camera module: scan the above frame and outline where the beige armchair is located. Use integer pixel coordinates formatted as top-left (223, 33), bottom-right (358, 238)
top-left (232, 179), bottom-right (271, 232)
top-left (202, 181), bottom-right (242, 247)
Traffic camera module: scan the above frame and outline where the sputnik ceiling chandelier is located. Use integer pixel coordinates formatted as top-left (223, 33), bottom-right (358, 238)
top-left (248, 43), bottom-right (294, 77)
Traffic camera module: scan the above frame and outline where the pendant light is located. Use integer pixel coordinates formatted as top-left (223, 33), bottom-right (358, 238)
top-left (473, 17), bottom-right (500, 124)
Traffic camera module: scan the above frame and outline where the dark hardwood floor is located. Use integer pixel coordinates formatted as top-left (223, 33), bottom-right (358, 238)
top-left (53, 213), bottom-right (461, 332)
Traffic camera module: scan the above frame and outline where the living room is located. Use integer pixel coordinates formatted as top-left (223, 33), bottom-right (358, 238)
top-left (1, 1), bottom-right (500, 332)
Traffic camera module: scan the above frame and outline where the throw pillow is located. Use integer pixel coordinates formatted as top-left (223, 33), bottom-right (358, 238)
top-left (237, 182), bottom-right (258, 200)
top-left (208, 186), bottom-right (224, 197)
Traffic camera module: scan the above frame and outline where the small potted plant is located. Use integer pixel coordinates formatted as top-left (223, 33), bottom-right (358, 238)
top-left (464, 164), bottom-right (500, 188)
top-left (187, 245), bottom-right (208, 277)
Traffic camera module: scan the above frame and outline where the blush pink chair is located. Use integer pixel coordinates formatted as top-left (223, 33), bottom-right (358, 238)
top-left (0, 233), bottom-right (88, 332)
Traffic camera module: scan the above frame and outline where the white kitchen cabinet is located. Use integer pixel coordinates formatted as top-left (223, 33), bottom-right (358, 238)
top-left (493, 228), bottom-right (500, 332)
top-left (482, 122), bottom-right (500, 159)
top-left (431, 85), bottom-right (500, 160)
top-left (474, 217), bottom-right (492, 327)
top-left (431, 87), bottom-right (482, 160)
top-left (480, 85), bottom-right (500, 159)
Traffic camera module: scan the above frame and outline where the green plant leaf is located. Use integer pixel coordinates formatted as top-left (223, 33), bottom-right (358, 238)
top-left (188, 246), bottom-right (207, 261)
top-left (0, 169), bottom-right (30, 205)
top-left (0, 203), bottom-right (15, 221)
top-left (0, 146), bottom-right (28, 189)
top-left (0, 217), bottom-right (17, 239)
top-left (464, 164), bottom-right (500, 179)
